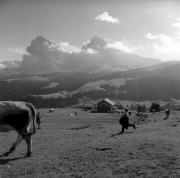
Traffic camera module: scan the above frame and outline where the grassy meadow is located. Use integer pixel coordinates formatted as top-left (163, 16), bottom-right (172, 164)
top-left (1, 108), bottom-right (180, 177)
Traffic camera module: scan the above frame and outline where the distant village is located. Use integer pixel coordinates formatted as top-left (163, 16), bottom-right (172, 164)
top-left (72, 98), bottom-right (180, 113)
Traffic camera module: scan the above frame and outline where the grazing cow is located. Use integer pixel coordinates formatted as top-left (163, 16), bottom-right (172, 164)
top-left (0, 101), bottom-right (36, 157)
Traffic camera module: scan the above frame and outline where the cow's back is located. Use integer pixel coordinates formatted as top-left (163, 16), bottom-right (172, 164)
top-left (0, 101), bottom-right (32, 131)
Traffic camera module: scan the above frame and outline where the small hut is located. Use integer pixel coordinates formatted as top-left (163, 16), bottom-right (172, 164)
top-left (96, 98), bottom-right (116, 113)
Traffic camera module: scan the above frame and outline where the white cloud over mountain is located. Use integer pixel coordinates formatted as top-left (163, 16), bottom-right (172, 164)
top-left (172, 18), bottom-right (180, 29)
top-left (0, 60), bottom-right (21, 69)
top-left (7, 47), bottom-right (28, 55)
top-left (145, 33), bottom-right (174, 43)
top-left (0, 63), bottom-right (6, 69)
top-left (47, 36), bottom-right (133, 54)
top-left (143, 17), bottom-right (180, 60)
top-left (84, 48), bottom-right (98, 54)
top-left (14, 36), bottom-right (160, 74)
top-left (145, 32), bottom-right (180, 60)
top-left (105, 41), bottom-right (135, 53)
top-left (49, 42), bottom-right (81, 53)
top-left (94, 12), bottom-right (119, 24)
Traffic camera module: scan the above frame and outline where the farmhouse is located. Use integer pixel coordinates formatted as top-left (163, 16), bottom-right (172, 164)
top-left (96, 98), bottom-right (116, 113)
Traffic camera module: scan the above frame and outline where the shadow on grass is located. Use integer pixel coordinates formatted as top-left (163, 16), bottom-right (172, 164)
top-left (110, 131), bottom-right (123, 137)
top-left (69, 125), bottom-right (92, 130)
top-left (110, 131), bottom-right (134, 137)
top-left (89, 147), bottom-right (112, 151)
top-left (0, 155), bottom-right (26, 165)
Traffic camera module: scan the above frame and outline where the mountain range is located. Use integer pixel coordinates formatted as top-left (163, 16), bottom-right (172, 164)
top-left (0, 36), bottom-right (179, 107)
top-left (0, 61), bottom-right (180, 107)
top-left (0, 36), bottom-right (160, 74)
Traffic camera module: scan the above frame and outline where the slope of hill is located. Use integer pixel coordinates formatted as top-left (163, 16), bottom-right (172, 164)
top-left (0, 61), bottom-right (180, 107)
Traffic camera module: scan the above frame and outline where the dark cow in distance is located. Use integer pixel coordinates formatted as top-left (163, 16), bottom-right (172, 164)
top-left (0, 101), bottom-right (36, 157)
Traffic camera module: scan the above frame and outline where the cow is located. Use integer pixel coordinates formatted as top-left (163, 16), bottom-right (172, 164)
top-left (0, 101), bottom-right (36, 157)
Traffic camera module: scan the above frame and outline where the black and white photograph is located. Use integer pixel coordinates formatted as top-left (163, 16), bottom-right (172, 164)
top-left (1, 0), bottom-right (180, 177)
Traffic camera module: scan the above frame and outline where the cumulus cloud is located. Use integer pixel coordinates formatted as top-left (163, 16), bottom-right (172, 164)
top-left (17, 36), bottom-right (159, 74)
top-left (0, 63), bottom-right (6, 69)
top-left (94, 12), bottom-right (119, 24)
top-left (82, 36), bottom-right (135, 54)
top-left (145, 32), bottom-right (180, 60)
top-left (49, 41), bottom-right (98, 54)
top-left (145, 33), bottom-right (174, 44)
top-left (49, 42), bottom-right (81, 53)
top-left (85, 48), bottom-right (98, 54)
top-left (145, 33), bottom-right (158, 40)
top-left (82, 36), bottom-right (106, 51)
top-left (172, 18), bottom-right (180, 29)
top-left (105, 40), bottom-right (135, 53)
top-left (7, 47), bottom-right (28, 55)
top-left (147, 8), bottom-right (152, 15)
top-left (171, 18), bottom-right (180, 40)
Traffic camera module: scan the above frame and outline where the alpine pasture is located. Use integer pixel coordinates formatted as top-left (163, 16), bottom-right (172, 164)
top-left (1, 108), bottom-right (180, 177)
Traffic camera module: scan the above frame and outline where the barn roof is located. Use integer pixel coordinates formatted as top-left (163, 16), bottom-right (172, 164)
top-left (98, 98), bottom-right (116, 106)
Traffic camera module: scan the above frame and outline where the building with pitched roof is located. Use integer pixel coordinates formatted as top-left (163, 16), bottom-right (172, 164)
top-left (96, 98), bottom-right (116, 113)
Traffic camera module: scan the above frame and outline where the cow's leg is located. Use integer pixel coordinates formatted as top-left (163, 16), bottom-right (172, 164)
top-left (120, 126), bottom-right (125, 134)
top-left (3, 133), bottom-right (23, 157)
top-left (22, 133), bottom-right (32, 157)
top-left (37, 121), bottom-right (41, 129)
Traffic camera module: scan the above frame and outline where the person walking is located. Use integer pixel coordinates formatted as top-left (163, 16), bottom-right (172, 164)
top-left (164, 109), bottom-right (170, 120)
top-left (119, 108), bottom-right (136, 134)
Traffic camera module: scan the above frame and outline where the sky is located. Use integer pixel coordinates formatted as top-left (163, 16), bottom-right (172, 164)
top-left (1, 0), bottom-right (180, 61)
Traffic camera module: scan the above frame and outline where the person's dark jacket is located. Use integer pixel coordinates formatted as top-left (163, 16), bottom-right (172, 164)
top-left (119, 114), bottom-right (129, 129)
